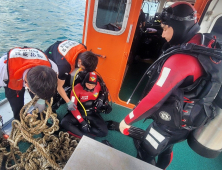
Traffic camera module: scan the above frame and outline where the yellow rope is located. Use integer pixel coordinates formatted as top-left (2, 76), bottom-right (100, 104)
top-left (72, 68), bottom-right (89, 123)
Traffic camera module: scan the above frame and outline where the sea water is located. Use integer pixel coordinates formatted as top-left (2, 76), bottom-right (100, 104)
top-left (0, 0), bottom-right (86, 101)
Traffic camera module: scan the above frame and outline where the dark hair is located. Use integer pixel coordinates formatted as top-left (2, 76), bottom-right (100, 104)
top-left (27, 66), bottom-right (57, 100)
top-left (79, 51), bottom-right (98, 72)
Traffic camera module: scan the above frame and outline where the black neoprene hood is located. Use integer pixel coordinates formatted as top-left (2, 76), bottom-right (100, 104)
top-left (159, 2), bottom-right (200, 45)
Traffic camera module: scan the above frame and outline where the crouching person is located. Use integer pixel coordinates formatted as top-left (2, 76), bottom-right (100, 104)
top-left (61, 72), bottom-right (108, 138)
top-left (0, 47), bottom-right (58, 120)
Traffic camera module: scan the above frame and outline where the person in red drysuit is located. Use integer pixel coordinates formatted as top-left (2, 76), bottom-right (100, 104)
top-left (61, 72), bottom-right (108, 138)
top-left (119, 2), bottom-right (210, 169)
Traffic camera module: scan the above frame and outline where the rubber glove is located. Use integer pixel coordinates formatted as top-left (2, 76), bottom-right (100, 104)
top-left (80, 120), bottom-right (91, 133)
top-left (95, 93), bottom-right (105, 109)
top-left (95, 98), bottom-right (104, 109)
top-left (34, 99), bottom-right (46, 113)
top-left (67, 101), bottom-right (76, 111)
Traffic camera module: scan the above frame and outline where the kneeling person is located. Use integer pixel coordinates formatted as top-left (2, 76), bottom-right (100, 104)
top-left (61, 72), bottom-right (108, 138)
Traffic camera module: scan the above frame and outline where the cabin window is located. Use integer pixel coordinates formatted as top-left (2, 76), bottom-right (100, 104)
top-left (211, 16), bottom-right (222, 45)
top-left (93, 0), bottom-right (131, 35)
top-left (142, 1), bottom-right (159, 23)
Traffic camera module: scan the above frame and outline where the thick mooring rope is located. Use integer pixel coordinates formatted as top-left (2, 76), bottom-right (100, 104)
top-left (0, 96), bottom-right (80, 170)
top-left (0, 137), bottom-right (9, 168)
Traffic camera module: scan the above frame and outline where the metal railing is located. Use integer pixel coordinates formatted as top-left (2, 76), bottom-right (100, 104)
top-left (0, 87), bottom-right (6, 105)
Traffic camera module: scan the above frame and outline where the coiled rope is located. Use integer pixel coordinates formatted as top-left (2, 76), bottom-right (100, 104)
top-left (0, 96), bottom-right (79, 170)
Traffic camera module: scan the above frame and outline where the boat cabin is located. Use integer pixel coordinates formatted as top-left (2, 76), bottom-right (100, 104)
top-left (82, 0), bottom-right (222, 108)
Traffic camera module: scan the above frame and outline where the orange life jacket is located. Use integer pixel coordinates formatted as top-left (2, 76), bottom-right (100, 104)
top-left (57, 40), bottom-right (87, 72)
top-left (7, 47), bottom-right (51, 90)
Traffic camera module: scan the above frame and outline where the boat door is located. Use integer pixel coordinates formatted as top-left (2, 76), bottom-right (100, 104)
top-left (199, 0), bottom-right (222, 46)
top-left (82, 0), bottom-right (143, 109)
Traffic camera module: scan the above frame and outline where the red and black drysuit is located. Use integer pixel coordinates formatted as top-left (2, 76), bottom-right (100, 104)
top-left (61, 82), bottom-right (108, 138)
top-left (124, 34), bottom-right (208, 169)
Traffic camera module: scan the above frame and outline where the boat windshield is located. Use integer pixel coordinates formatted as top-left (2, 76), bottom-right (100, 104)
top-left (142, 1), bottom-right (159, 23)
top-left (95, 0), bottom-right (127, 31)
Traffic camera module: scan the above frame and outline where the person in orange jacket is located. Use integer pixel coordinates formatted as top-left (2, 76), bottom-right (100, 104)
top-left (45, 40), bottom-right (98, 112)
top-left (0, 47), bottom-right (58, 120)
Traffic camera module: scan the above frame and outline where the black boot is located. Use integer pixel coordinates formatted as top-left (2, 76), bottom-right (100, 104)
top-left (106, 120), bottom-right (120, 131)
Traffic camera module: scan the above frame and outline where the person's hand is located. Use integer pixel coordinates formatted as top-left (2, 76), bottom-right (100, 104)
top-left (34, 99), bottom-right (45, 113)
top-left (80, 120), bottom-right (91, 133)
top-left (67, 101), bottom-right (76, 111)
top-left (95, 99), bottom-right (103, 109)
top-left (119, 119), bottom-right (131, 134)
top-left (95, 93), bottom-right (105, 110)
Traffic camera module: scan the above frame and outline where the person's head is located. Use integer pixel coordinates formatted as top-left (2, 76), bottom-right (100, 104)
top-left (25, 66), bottom-right (57, 100)
top-left (77, 51), bottom-right (98, 72)
top-left (159, 2), bottom-right (200, 45)
top-left (81, 72), bottom-right (98, 91)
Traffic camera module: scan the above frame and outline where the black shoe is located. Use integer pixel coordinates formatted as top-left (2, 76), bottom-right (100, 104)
top-left (101, 140), bottom-right (113, 147)
top-left (106, 120), bottom-right (120, 131)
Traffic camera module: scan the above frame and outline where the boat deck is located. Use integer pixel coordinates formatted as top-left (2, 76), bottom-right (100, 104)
top-left (64, 136), bottom-right (161, 170)
top-left (1, 91), bottom-right (222, 170)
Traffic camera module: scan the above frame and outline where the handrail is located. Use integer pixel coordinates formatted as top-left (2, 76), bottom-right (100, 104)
top-left (0, 98), bottom-right (8, 106)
